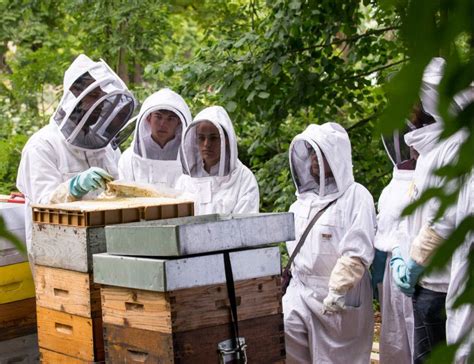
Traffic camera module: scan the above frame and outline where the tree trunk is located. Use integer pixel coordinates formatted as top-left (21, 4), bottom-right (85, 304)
top-left (117, 19), bottom-right (129, 85)
top-left (132, 61), bottom-right (143, 85)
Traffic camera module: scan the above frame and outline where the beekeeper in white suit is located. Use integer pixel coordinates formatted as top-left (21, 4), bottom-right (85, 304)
top-left (283, 122), bottom-right (376, 364)
top-left (118, 88), bottom-right (192, 189)
top-left (372, 127), bottom-right (417, 364)
top-left (431, 172), bottom-right (473, 364)
top-left (17, 54), bottom-right (136, 262)
top-left (390, 57), bottom-right (468, 363)
top-left (175, 105), bottom-right (259, 215)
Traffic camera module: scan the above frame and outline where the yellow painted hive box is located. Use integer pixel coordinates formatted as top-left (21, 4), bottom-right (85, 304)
top-left (0, 262), bottom-right (35, 304)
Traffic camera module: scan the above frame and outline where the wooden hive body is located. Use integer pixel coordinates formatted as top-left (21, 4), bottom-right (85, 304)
top-left (102, 276), bottom-right (285, 363)
top-left (0, 203), bottom-right (38, 360)
top-left (31, 198), bottom-right (194, 363)
top-left (94, 241), bottom-right (289, 363)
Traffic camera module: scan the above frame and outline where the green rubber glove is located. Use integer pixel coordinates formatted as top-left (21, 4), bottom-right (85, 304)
top-left (69, 167), bottom-right (113, 198)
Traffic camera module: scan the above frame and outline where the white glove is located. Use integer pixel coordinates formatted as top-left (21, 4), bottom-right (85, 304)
top-left (322, 290), bottom-right (346, 314)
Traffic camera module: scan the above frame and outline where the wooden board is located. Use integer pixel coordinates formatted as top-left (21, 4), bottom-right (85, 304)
top-left (103, 324), bottom-right (174, 363)
top-left (93, 247), bottom-right (281, 292)
top-left (105, 212), bottom-right (294, 257)
top-left (0, 334), bottom-right (39, 363)
top-left (101, 276), bottom-right (281, 334)
top-left (0, 261), bottom-right (35, 304)
top-left (40, 348), bottom-right (102, 364)
top-left (32, 198), bottom-right (194, 227)
top-left (101, 286), bottom-right (172, 334)
top-left (170, 275), bottom-right (282, 332)
top-left (104, 314), bottom-right (285, 363)
top-left (0, 298), bottom-right (37, 341)
top-left (32, 225), bottom-right (105, 273)
top-left (36, 307), bottom-right (104, 362)
top-left (35, 266), bottom-right (101, 318)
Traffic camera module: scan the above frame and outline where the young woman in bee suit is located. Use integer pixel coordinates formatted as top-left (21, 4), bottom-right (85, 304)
top-left (118, 88), bottom-right (192, 190)
top-left (372, 126), bottom-right (418, 363)
top-left (175, 105), bottom-right (259, 215)
top-left (16, 54), bottom-right (136, 265)
top-left (283, 122), bottom-right (376, 364)
top-left (389, 57), bottom-right (470, 363)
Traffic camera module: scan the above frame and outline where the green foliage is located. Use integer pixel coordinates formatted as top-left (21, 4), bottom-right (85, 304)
top-left (0, 215), bottom-right (25, 254)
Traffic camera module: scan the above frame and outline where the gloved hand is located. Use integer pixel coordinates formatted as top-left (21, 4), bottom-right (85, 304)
top-left (322, 290), bottom-right (346, 314)
top-left (371, 249), bottom-right (387, 301)
top-left (390, 246), bottom-right (424, 297)
top-left (69, 167), bottom-right (113, 198)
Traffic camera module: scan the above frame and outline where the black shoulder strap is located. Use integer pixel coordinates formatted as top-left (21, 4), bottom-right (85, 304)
top-left (283, 199), bottom-right (336, 274)
top-left (224, 252), bottom-right (242, 353)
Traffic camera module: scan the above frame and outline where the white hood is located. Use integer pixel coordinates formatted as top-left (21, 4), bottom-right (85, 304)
top-left (132, 88), bottom-right (192, 160)
top-left (404, 57), bottom-right (447, 154)
top-left (51, 54), bottom-right (136, 150)
top-left (181, 106), bottom-right (238, 177)
top-left (289, 122), bottom-right (354, 200)
top-left (420, 57), bottom-right (446, 121)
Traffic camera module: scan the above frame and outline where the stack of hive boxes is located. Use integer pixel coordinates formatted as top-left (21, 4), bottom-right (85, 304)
top-left (30, 198), bottom-right (194, 363)
top-left (94, 213), bottom-right (295, 363)
top-left (0, 203), bottom-right (39, 363)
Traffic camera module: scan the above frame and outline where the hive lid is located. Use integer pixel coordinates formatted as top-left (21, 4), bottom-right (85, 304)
top-left (105, 212), bottom-right (295, 256)
top-left (93, 246), bottom-right (281, 291)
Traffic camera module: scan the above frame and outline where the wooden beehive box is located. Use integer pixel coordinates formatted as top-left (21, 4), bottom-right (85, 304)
top-left (0, 298), bottom-right (37, 342)
top-left (31, 197), bottom-right (194, 363)
top-left (94, 212), bottom-right (294, 363)
top-left (94, 248), bottom-right (285, 363)
top-left (0, 203), bottom-right (39, 362)
top-left (31, 197), bottom-right (194, 272)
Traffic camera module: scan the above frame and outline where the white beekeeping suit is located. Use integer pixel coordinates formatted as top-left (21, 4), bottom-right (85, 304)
top-left (283, 122), bottom-right (376, 364)
top-left (403, 74), bottom-right (466, 294)
top-left (375, 129), bottom-right (415, 364)
top-left (431, 173), bottom-right (474, 364)
top-left (419, 83), bottom-right (474, 364)
top-left (118, 88), bottom-right (192, 189)
top-left (16, 54), bottom-right (136, 257)
top-left (392, 57), bottom-right (469, 363)
top-left (175, 106), bottom-right (259, 215)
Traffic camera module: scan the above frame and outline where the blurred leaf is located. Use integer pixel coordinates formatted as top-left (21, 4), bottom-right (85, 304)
top-left (0, 216), bottom-right (26, 255)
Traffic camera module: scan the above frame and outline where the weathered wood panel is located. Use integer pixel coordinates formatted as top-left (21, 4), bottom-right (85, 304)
top-left (104, 314), bottom-right (285, 364)
top-left (101, 276), bottom-right (281, 334)
top-left (0, 298), bottom-right (37, 341)
top-left (103, 324), bottom-right (174, 363)
top-left (0, 334), bottom-right (39, 363)
top-left (32, 225), bottom-right (105, 273)
top-left (40, 348), bottom-right (100, 364)
top-left (36, 307), bottom-right (103, 362)
top-left (101, 286), bottom-right (172, 333)
top-left (35, 266), bottom-right (101, 318)
top-left (170, 275), bottom-right (282, 332)
top-left (172, 314), bottom-right (285, 363)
